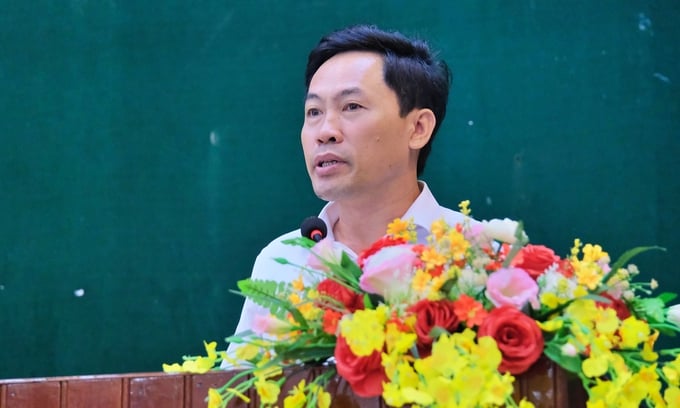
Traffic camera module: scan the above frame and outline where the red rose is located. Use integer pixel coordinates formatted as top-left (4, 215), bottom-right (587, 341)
top-left (478, 305), bottom-right (544, 374)
top-left (317, 279), bottom-right (364, 312)
top-left (557, 259), bottom-right (574, 278)
top-left (511, 244), bottom-right (560, 279)
top-left (407, 299), bottom-right (460, 356)
top-left (596, 293), bottom-right (631, 320)
top-left (334, 335), bottom-right (387, 398)
top-left (357, 235), bottom-right (407, 268)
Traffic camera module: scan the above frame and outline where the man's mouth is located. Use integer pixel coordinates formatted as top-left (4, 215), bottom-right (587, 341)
top-left (319, 160), bottom-right (339, 168)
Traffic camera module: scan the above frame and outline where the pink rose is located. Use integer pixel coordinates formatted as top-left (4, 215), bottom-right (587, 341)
top-left (485, 267), bottom-right (539, 310)
top-left (359, 244), bottom-right (418, 300)
top-left (307, 238), bottom-right (342, 272)
top-left (252, 314), bottom-right (292, 336)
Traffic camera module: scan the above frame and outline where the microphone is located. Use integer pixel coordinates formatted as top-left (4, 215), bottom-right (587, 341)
top-left (300, 216), bottom-right (327, 242)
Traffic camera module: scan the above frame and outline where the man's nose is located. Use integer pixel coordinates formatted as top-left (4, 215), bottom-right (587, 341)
top-left (316, 114), bottom-right (343, 144)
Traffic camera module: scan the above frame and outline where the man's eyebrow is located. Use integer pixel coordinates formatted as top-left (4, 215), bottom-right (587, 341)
top-left (305, 87), bottom-right (363, 103)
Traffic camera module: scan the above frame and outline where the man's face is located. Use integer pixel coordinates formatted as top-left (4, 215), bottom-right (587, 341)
top-left (301, 51), bottom-right (418, 203)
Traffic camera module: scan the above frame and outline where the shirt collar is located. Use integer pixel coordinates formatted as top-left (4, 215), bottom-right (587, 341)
top-left (317, 181), bottom-right (441, 242)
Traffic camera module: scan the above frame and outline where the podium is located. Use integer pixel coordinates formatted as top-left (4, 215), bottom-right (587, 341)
top-left (0, 358), bottom-right (586, 407)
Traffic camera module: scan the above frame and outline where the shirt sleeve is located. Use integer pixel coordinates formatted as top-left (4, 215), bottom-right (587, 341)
top-left (222, 230), bottom-right (307, 367)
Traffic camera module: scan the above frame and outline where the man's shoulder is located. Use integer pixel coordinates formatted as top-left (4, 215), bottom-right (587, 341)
top-left (251, 228), bottom-right (313, 282)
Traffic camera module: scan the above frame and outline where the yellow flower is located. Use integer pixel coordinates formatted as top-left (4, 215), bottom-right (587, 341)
top-left (162, 363), bottom-right (183, 373)
top-left (616, 364), bottom-right (660, 406)
top-left (518, 398), bottom-right (536, 408)
top-left (570, 238), bottom-right (583, 258)
top-left (430, 219), bottom-right (449, 240)
top-left (284, 380), bottom-right (307, 408)
top-left (619, 316), bottom-right (651, 348)
top-left (291, 274), bottom-right (305, 291)
top-left (574, 261), bottom-right (604, 290)
top-left (401, 386), bottom-right (434, 406)
top-left (339, 306), bottom-right (388, 356)
top-left (537, 318), bottom-right (563, 332)
top-left (234, 344), bottom-right (260, 361)
top-left (169, 356), bottom-right (214, 374)
top-left (475, 336), bottom-right (503, 371)
top-left (255, 378), bottom-right (281, 405)
top-left (593, 307), bottom-right (619, 336)
top-left (582, 352), bottom-right (610, 378)
top-left (480, 372), bottom-right (514, 406)
top-left (310, 383), bottom-right (331, 408)
top-left (458, 199), bottom-right (471, 216)
top-left (387, 217), bottom-right (416, 241)
top-left (641, 330), bottom-right (660, 362)
top-left (411, 268), bottom-right (431, 293)
top-left (665, 386), bottom-right (680, 406)
top-left (297, 301), bottom-right (322, 322)
top-left (382, 382), bottom-right (407, 407)
top-left (447, 230), bottom-right (470, 261)
top-left (204, 340), bottom-right (218, 360)
top-left (662, 355), bottom-right (680, 386)
top-left (288, 292), bottom-right (302, 305)
top-left (582, 243), bottom-right (609, 263)
top-left (385, 322), bottom-right (417, 355)
top-left (207, 388), bottom-right (224, 408)
top-left (420, 247), bottom-right (447, 270)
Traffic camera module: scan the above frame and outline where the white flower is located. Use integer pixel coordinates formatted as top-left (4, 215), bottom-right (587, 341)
top-left (561, 342), bottom-right (578, 357)
top-left (481, 218), bottom-right (525, 244)
top-left (668, 304), bottom-right (680, 327)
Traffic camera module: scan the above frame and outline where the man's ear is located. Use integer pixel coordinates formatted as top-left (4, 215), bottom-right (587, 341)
top-left (408, 108), bottom-right (436, 150)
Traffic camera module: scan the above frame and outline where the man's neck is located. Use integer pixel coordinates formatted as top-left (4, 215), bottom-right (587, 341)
top-left (331, 182), bottom-right (422, 254)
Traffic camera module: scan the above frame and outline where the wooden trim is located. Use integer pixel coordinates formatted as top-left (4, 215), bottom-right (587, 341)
top-left (0, 360), bottom-right (585, 408)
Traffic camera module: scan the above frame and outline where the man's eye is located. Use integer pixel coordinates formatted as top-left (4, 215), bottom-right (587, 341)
top-left (345, 103), bottom-right (361, 111)
top-left (306, 108), bottom-right (321, 117)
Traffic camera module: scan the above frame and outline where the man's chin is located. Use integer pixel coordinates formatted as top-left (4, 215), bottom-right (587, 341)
top-left (312, 184), bottom-right (342, 202)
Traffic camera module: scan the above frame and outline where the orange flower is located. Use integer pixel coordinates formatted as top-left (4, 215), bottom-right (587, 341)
top-left (322, 309), bottom-right (343, 335)
top-left (452, 294), bottom-right (488, 328)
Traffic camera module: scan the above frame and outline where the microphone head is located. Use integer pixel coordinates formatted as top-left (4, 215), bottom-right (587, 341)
top-left (300, 216), bottom-right (328, 242)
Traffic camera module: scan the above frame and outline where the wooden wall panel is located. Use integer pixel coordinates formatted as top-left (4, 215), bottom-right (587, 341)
top-left (0, 363), bottom-right (585, 408)
top-left (2, 381), bottom-right (60, 408)
top-left (64, 377), bottom-right (123, 408)
top-left (129, 374), bottom-right (185, 408)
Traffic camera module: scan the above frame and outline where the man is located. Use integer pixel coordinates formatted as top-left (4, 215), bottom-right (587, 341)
top-left (227, 24), bottom-right (467, 351)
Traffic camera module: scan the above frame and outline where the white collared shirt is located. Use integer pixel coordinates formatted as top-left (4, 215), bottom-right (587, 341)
top-left (224, 182), bottom-right (467, 359)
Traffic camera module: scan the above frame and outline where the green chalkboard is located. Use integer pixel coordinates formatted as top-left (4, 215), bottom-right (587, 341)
top-left (1, 1), bottom-right (678, 378)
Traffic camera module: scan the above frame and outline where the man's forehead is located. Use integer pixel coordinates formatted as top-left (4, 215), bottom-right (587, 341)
top-left (306, 52), bottom-right (386, 100)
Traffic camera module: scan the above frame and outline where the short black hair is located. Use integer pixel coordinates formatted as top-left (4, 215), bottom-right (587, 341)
top-left (305, 25), bottom-right (451, 175)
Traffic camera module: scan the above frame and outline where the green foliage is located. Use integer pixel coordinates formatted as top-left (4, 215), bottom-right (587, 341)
top-left (233, 279), bottom-right (307, 327)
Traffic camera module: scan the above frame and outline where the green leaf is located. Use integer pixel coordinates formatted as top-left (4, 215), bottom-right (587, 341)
top-left (275, 343), bottom-right (336, 362)
top-left (234, 279), bottom-right (308, 327)
top-left (659, 292), bottom-right (678, 304)
top-left (429, 326), bottom-right (450, 339)
top-left (602, 246), bottom-right (666, 284)
top-left (340, 252), bottom-right (363, 279)
top-left (544, 342), bottom-right (582, 375)
top-left (650, 322), bottom-right (680, 336)
top-left (631, 297), bottom-right (666, 324)
top-left (273, 257), bottom-right (291, 265)
top-left (281, 236), bottom-right (318, 249)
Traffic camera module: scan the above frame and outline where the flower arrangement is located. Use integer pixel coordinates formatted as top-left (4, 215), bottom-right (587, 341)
top-left (164, 201), bottom-right (680, 407)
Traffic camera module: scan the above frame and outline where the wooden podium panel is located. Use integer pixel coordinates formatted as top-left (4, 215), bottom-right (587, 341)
top-left (0, 360), bottom-right (585, 407)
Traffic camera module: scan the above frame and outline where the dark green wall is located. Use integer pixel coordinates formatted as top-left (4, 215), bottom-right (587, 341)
top-left (1, 1), bottom-right (678, 378)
